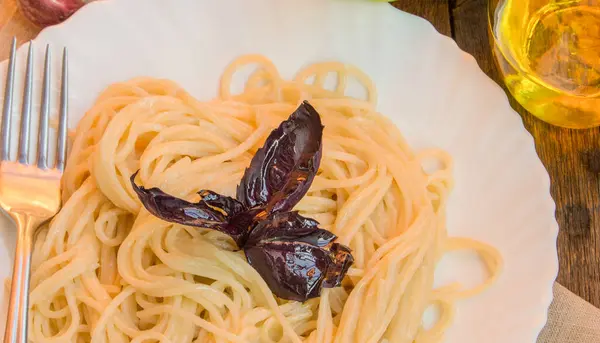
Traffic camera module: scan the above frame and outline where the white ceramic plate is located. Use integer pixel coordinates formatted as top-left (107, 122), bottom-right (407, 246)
top-left (0, 0), bottom-right (558, 342)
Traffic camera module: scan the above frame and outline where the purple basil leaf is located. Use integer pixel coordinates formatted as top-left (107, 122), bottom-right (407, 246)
top-left (244, 212), bottom-right (353, 301)
top-left (227, 208), bottom-right (266, 248)
top-left (130, 172), bottom-right (248, 246)
top-left (322, 243), bottom-right (354, 288)
top-left (246, 211), bottom-right (335, 247)
top-left (245, 241), bottom-right (330, 301)
top-left (198, 189), bottom-right (246, 216)
top-left (237, 101), bottom-right (323, 213)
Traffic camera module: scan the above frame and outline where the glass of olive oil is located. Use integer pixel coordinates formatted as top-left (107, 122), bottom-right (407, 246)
top-left (488, 0), bottom-right (600, 128)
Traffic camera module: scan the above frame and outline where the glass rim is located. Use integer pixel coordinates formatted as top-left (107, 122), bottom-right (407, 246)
top-left (486, 0), bottom-right (558, 92)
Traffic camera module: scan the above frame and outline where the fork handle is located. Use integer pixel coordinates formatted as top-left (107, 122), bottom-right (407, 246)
top-left (3, 214), bottom-right (39, 343)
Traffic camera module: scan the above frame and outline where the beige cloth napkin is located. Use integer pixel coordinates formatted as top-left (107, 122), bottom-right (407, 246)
top-left (538, 283), bottom-right (600, 343)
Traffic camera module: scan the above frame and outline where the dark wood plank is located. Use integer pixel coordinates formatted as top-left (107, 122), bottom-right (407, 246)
top-left (450, 0), bottom-right (600, 308)
top-left (392, 0), bottom-right (452, 37)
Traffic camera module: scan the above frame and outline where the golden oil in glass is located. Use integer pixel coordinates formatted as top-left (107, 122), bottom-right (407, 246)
top-left (490, 0), bottom-right (600, 128)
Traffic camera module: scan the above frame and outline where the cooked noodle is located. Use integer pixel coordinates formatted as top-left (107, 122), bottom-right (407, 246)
top-left (26, 55), bottom-right (502, 343)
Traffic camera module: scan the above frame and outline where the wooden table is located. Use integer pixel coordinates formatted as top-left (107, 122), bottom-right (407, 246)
top-left (1, 0), bottom-right (599, 308)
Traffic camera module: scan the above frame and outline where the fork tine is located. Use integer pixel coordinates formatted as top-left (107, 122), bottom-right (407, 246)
top-left (1, 37), bottom-right (17, 161)
top-left (17, 43), bottom-right (33, 164)
top-left (56, 47), bottom-right (68, 171)
top-left (37, 45), bottom-right (51, 169)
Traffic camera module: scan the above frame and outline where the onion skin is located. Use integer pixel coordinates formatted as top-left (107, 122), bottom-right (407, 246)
top-left (18, 0), bottom-right (87, 28)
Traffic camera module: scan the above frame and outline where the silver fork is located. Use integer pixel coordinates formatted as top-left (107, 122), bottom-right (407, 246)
top-left (1, 38), bottom-right (68, 343)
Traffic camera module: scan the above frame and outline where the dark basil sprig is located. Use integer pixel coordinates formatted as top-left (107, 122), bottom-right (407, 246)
top-left (130, 101), bottom-right (354, 301)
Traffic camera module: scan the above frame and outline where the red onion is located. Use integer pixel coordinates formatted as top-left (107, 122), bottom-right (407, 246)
top-left (18, 0), bottom-right (89, 28)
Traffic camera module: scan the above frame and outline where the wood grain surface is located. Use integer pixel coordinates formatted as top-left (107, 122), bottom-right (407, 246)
top-left (0, 0), bottom-right (598, 308)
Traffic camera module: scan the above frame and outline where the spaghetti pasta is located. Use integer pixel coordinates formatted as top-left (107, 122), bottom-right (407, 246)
top-left (27, 55), bottom-right (502, 343)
